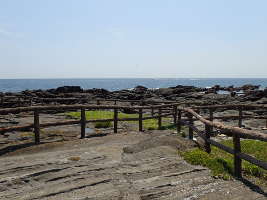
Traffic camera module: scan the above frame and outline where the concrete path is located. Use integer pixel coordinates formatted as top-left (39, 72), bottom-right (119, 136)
top-left (0, 131), bottom-right (266, 200)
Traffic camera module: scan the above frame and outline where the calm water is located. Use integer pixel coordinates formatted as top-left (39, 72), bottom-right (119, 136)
top-left (0, 78), bottom-right (267, 92)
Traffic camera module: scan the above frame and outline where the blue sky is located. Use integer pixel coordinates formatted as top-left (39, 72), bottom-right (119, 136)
top-left (0, 0), bottom-right (266, 78)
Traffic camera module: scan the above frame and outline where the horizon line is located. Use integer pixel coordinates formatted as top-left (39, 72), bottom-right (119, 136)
top-left (0, 77), bottom-right (267, 80)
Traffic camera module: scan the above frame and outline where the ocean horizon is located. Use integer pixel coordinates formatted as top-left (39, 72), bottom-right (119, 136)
top-left (0, 78), bottom-right (267, 92)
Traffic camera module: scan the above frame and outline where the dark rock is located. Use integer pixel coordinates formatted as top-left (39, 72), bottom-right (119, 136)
top-left (243, 89), bottom-right (267, 101)
top-left (133, 85), bottom-right (148, 94)
top-left (240, 84), bottom-right (260, 91)
top-left (155, 88), bottom-right (174, 97)
top-left (55, 86), bottom-right (83, 93)
top-left (211, 85), bottom-right (221, 91)
top-left (230, 92), bottom-right (236, 97)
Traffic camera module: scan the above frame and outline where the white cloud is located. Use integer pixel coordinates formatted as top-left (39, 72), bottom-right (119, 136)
top-left (0, 28), bottom-right (11, 36)
top-left (0, 27), bottom-right (22, 38)
top-left (107, 27), bottom-right (124, 38)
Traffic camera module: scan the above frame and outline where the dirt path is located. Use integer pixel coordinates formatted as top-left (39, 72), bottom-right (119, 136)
top-left (0, 131), bottom-right (266, 200)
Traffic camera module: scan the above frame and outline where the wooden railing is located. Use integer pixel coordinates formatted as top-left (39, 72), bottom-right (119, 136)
top-left (0, 103), bottom-right (266, 178)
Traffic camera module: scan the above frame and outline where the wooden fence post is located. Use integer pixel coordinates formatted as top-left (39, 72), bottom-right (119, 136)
top-left (204, 124), bottom-right (211, 153)
top-left (158, 108), bottom-right (162, 130)
top-left (233, 134), bottom-right (242, 178)
top-left (238, 107), bottom-right (243, 128)
top-left (114, 100), bottom-right (117, 105)
top-left (18, 97), bottom-right (21, 107)
top-left (151, 107), bottom-right (154, 116)
top-left (139, 108), bottom-right (143, 132)
top-left (114, 108), bottom-right (118, 133)
top-left (97, 100), bottom-right (100, 105)
top-left (80, 108), bottom-right (86, 139)
top-left (0, 97), bottom-right (3, 107)
top-left (209, 108), bottom-right (214, 133)
top-left (177, 110), bottom-right (181, 133)
top-left (173, 105), bottom-right (177, 126)
top-left (34, 110), bottom-right (40, 144)
top-left (188, 113), bottom-right (193, 140)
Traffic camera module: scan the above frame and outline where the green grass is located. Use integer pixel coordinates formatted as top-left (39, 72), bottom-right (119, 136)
top-left (94, 121), bottom-right (112, 128)
top-left (66, 110), bottom-right (174, 130)
top-left (180, 139), bottom-right (267, 182)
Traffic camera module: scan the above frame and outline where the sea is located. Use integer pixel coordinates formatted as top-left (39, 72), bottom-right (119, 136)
top-left (0, 78), bottom-right (267, 92)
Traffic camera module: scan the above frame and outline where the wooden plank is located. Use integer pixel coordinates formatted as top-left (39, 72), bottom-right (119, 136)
top-left (139, 108), bottom-right (143, 132)
top-left (188, 113), bottom-right (193, 140)
top-left (182, 107), bottom-right (267, 142)
top-left (205, 124), bottom-right (211, 153)
top-left (158, 108), bottom-right (162, 130)
top-left (0, 97), bottom-right (4, 106)
top-left (41, 120), bottom-right (80, 127)
top-left (114, 108), bottom-right (118, 133)
top-left (238, 108), bottom-right (243, 128)
top-left (173, 105), bottom-right (177, 125)
top-left (209, 108), bottom-right (214, 132)
top-left (34, 110), bottom-right (40, 144)
top-left (0, 124), bottom-right (33, 134)
top-left (177, 110), bottom-right (182, 133)
top-left (233, 134), bottom-right (242, 178)
top-left (80, 108), bottom-right (86, 139)
top-left (238, 152), bottom-right (267, 170)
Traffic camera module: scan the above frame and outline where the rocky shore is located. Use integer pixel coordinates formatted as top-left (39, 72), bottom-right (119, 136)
top-left (0, 84), bottom-right (267, 108)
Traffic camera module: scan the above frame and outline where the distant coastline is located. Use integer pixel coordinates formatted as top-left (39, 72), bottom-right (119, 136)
top-left (0, 78), bottom-right (267, 92)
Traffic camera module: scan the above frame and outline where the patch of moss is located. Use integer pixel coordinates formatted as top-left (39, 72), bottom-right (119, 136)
top-left (180, 139), bottom-right (267, 182)
top-left (66, 110), bottom-right (172, 130)
top-left (95, 121), bottom-right (112, 128)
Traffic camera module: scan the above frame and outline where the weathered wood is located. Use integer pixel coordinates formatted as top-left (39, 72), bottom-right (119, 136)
top-left (188, 113), bottom-right (193, 140)
top-left (118, 113), bottom-right (172, 121)
top-left (158, 108), bottom-right (162, 130)
top-left (34, 110), bottom-right (40, 144)
top-left (114, 108), bottom-right (118, 133)
top-left (238, 108), bottom-right (242, 128)
top-left (209, 108), bottom-right (214, 132)
top-left (97, 100), bottom-right (100, 105)
top-left (0, 124), bottom-right (33, 134)
top-left (233, 134), bottom-right (242, 178)
top-left (205, 124), bottom-right (211, 153)
top-left (0, 97), bottom-right (4, 105)
top-left (238, 152), bottom-right (267, 170)
top-left (182, 108), bottom-right (267, 142)
top-left (177, 110), bottom-right (182, 133)
top-left (173, 105), bottom-right (177, 125)
top-left (139, 108), bottom-right (143, 132)
top-left (80, 108), bottom-right (86, 139)
top-left (41, 120), bottom-right (80, 127)
top-left (151, 107), bottom-right (154, 116)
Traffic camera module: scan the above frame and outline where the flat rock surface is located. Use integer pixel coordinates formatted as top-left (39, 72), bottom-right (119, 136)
top-left (0, 131), bottom-right (266, 200)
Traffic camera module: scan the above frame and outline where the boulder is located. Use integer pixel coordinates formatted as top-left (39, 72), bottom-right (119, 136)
top-left (240, 84), bottom-right (260, 91)
top-left (55, 86), bottom-right (83, 93)
top-left (155, 88), bottom-right (174, 97)
top-left (133, 85), bottom-right (148, 94)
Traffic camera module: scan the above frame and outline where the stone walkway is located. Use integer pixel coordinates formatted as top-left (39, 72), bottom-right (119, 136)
top-left (0, 131), bottom-right (266, 200)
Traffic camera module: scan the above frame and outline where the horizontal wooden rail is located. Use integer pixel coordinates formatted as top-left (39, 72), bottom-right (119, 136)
top-left (0, 101), bottom-right (266, 178)
top-left (180, 108), bottom-right (267, 142)
top-left (178, 107), bottom-right (267, 178)
top-left (192, 104), bottom-right (267, 110)
top-left (181, 118), bottom-right (267, 170)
